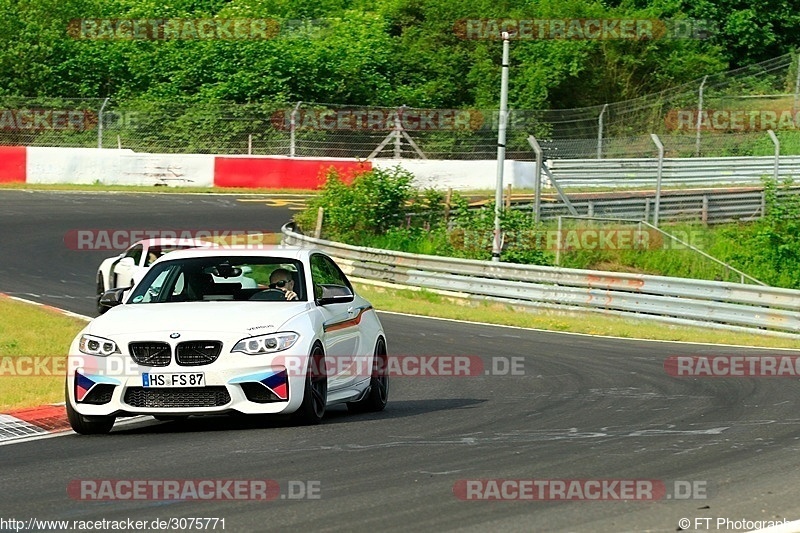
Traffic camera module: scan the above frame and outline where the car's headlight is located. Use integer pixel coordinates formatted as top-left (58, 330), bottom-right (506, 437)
top-left (232, 332), bottom-right (299, 355)
top-left (78, 334), bottom-right (120, 357)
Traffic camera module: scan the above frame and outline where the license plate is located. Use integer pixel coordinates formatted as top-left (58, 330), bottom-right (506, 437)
top-left (143, 373), bottom-right (205, 388)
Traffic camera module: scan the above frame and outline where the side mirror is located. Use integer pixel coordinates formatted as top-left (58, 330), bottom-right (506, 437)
top-left (316, 284), bottom-right (354, 306)
top-left (99, 287), bottom-right (128, 309)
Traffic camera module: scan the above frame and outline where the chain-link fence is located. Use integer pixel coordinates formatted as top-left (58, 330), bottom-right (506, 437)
top-left (1, 53), bottom-right (798, 159)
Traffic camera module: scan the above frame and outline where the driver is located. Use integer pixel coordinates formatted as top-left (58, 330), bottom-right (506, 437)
top-left (268, 268), bottom-right (298, 301)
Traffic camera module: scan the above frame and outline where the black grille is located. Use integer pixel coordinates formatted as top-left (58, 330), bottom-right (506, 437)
top-left (124, 387), bottom-right (231, 408)
top-left (176, 341), bottom-right (223, 366)
top-left (240, 382), bottom-right (284, 403)
top-left (82, 384), bottom-right (115, 405)
top-left (129, 342), bottom-right (171, 367)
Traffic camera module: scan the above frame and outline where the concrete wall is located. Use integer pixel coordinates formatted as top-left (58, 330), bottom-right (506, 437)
top-left (373, 158), bottom-right (536, 190)
top-left (1, 146), bottom-right (532, 190)
top-left (214, 155), bottom-right (370, 188)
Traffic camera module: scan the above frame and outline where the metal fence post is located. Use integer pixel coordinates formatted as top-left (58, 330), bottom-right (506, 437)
top-left (97, 97), bottom-right (109, 149)
top-left (794, 55), bottom-right (800, 114)
top-left (528, 135), bottom-right (543, 224)
top-left (555, 216), bottom-right (562, 266)
top-left (394, 106), bottom-right (404, 159)
top-left (492, 34), bottom-right (511, 262)
top-left (650, 133), bottom-right (664, 227)
top-left (290, 101), bottom-right (302, 157)
top-left (767, 129), bottom-right (780, 180)
top-left (597, 103), bottom-right (607, 159)
top-left (695, 75), bottom-right (707, 157)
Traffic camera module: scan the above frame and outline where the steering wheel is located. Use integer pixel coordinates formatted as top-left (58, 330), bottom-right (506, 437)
top-left (250, 289), bottom-right (287, 301)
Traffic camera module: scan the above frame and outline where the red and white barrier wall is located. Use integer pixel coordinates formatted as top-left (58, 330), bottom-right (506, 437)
top-left (0, 146), bottom-right (26, 183)
top-left (373, 158), bottom-right (536, 190)
top-left (214, 155), bottom-right (369, 188)
top-left (0, 146), bottom-right (534, 190)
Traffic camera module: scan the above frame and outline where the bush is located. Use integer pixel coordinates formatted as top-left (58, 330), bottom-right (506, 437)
top-left (714, 177), bottom-right (800, 288)
top-left (295, 165), bottom-right (416, 242)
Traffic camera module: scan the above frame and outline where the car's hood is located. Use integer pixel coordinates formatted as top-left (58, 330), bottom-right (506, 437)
top-left (87, 301), bottom-right (313, 336)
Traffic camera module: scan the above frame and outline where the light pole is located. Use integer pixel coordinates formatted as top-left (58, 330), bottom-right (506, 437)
top-left (492, 32), bottom-right (511, 262)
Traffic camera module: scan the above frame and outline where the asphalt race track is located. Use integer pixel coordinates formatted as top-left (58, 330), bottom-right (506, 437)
top-left (1, 190), bottom-right (800, 532)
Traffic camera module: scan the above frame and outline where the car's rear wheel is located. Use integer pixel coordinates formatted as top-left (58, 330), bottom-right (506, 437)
top-left (65, 381), bottom-right (115, 435)
top-left (294, 344), bottom-right (327, 425)
top-left (347, 337), bottom-right (389, 413)
top-left (96, 274), bottom-right (108, 315)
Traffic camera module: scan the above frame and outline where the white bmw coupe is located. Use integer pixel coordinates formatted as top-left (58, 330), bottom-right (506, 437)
top-left (68, 247), bottom-right (388, 434)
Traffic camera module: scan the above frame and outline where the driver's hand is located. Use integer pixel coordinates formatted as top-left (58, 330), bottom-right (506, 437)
top-left (283, 289), bottom-right (298, 301)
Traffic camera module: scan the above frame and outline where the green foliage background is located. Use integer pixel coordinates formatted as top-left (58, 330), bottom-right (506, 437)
top-left (1, 0), bottom-right (797, 110)
top-left (298, 169), bottom-right (800, 289)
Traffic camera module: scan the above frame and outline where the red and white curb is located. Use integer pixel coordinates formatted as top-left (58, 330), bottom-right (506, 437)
top-left (0, 405), bottom-right (71, 442)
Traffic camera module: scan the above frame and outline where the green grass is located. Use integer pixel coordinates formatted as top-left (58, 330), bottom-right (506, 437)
top-left (555, 221), bottom-right (763, 283)
top-left (0, 296), bottom-right (87, 411)
top-left (343, 218), bottom-right (796, 288)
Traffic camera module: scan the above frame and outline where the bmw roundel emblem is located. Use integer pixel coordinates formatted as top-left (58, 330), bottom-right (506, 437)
top-left (170, 332), bottom-right (181, 339)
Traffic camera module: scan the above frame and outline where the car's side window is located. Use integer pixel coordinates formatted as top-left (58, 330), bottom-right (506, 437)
top-left (310, 254), bottom-right (351, 299)
top-left (311, 254), bottom-right (350, 286)
top-left (125, 244), bottom-right (144, 265)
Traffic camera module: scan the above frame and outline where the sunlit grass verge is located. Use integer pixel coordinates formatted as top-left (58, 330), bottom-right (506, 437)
top-left (0, 296), bottom-right (87, 411)
top-left (355, 282), bottom-right (800, 350)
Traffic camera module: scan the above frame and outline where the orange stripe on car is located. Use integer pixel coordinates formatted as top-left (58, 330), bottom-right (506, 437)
top-left (323, 306), bottom-right (373, 332)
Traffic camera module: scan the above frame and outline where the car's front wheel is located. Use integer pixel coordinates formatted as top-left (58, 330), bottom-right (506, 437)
top-left (347, 337), bottom-right (389, 413)
top-left (65, 382), bottom-right (115, 435)
top-left (293, 343), bottom-right (327, 425)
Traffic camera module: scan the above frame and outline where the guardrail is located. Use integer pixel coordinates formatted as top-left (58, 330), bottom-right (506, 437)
top-left (521, 187), bottom-right (800, 225)
top-left (546, 156), bottom-right (800, 188)
top-left (282, 224), bottom-right (800, 338)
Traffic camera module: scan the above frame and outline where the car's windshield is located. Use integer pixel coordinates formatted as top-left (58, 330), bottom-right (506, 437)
top-left (128, 256), bottom-right (306, 303)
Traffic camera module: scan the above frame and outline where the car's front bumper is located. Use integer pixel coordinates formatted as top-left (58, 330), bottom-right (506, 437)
top-left (66, 351), bottom-right (311, 417)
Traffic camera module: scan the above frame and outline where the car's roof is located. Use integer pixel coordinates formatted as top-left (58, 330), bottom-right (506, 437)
top-left (135, 238), bottom-right (214, 248)
top-left (151, 245), bottom-right (320, 262)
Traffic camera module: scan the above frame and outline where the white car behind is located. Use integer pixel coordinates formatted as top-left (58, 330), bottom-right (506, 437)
top-left (95, 238), bottom-right (212, 314)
